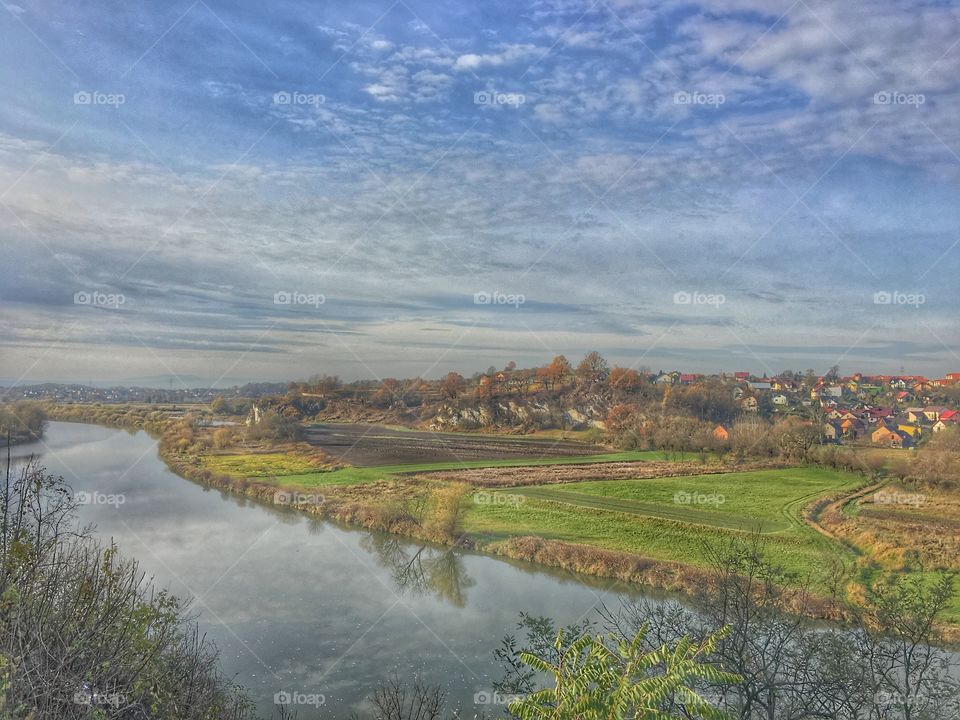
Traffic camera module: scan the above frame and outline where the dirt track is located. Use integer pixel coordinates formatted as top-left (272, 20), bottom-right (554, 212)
top-left (303, 423), bottom-right (602, 466)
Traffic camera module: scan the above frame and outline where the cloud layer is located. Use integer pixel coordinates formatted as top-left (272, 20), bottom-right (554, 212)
top-left (1, 0), bottom-right (959, 384)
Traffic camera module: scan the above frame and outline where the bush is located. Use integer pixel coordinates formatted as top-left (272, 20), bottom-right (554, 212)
top-left (0, 460), bottom-right (257, 719)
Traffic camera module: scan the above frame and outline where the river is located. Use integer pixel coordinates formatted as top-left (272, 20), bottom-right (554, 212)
top-left (9, 422), bottom-right (641, 718)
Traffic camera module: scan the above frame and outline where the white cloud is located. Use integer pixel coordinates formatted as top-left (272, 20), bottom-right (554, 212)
top-left (453, 43), bottom-right (541, 71)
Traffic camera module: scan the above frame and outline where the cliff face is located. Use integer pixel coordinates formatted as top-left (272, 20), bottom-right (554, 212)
top-left (428, 399), bottom-right (608, 431)
top-left (266, 389), bottom-right (614, 433)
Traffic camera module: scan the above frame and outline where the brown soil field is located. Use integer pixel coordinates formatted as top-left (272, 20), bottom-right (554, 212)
top-left (303, 422), bottom-right (602, 465)
top-left (414, 459), bottom-right (788, 487)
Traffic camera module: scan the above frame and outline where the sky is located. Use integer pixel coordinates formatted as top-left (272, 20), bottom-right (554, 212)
top-left (1, 0), bottom-right (959, 387)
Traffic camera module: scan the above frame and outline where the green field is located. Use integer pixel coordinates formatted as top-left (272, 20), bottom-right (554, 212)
top-left (201, 453), bottom-right (320, 477)
top-left (461, 467), bottom-right (865, 581)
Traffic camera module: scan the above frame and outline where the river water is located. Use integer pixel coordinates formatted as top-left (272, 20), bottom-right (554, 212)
top-left (10, 422), bottom-right (640, 718)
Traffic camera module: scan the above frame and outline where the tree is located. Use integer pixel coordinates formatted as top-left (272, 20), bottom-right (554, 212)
top-left (0, 401), bottom-right (47, 440)
top-left (508, 627), bottom-right (736, 720)
top-left (608, 536), bottom-right (960, 720)
top-left (441, 372), bottom-right (465, 399)
top-left (770, 416), bottom-right (818, 459)
top-left (609, 367), bottom-right (642, 392)
top-left (212, 427), bottom-right (233, 449)
top-left (541, 355), bottom-right (572, 390)
top-left (576, 351), bottom-right (609, 386)
top-left (1, 460), bottom-right (257, 719)
top-left (308, 374), bottom-right (340, 393)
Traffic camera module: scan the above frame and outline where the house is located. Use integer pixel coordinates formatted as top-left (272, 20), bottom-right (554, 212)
top-left (895, 391), bottom-right (914, 403)
top-left (772, 394), bottom-right (789, 406)
top-left (734, 371), bottom-right (750, 381)
top-left (907, 407), bottom-right (932, 422)
top-left (822, 422), bottom-right (841, 442)
top-left (940, 410), bottom-right (958, 423)
top-left (741, 396), bottom-right (758, 411)
top-left (750, 381), bottom-right (772, 391)
top-left (712, 424), bottom-right (730, 441)
top-left (679, 373), bottom-right (701, 385)
top-left (898, 424), bottom-right (922, 439)
top-left (922, 406), bottom-right (949, 422)
top-left (865, 407), bottom-right (894, 423)
top-left (840, 418), bottom-right (865, 439)
top-left (872, 425), bottom-right (895, 444)
top-left (871, 426), bottom-right (914, 448)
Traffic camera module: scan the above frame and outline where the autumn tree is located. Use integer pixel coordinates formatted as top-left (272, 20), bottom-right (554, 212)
top-left (441, 372), bottom-right (465, 399)
top-left (608, 366), bottom-right (642, 392)
top-left (575, 351), bottom-right (609, 387)
top-left (210, 396), bottom-right (230, 414)
top-left (539, 355), bottom-right (572, 391)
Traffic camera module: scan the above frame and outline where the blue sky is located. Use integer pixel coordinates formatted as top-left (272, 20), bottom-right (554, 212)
top-left (1, 0), bottom-right (959, 386)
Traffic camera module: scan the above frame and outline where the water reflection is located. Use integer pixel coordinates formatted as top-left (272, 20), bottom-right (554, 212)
top-left (361, 536), bottom-right (476, 608)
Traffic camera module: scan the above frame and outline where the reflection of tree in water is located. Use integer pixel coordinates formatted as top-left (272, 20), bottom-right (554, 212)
top-left (361, 535), bottom-right (475, 608)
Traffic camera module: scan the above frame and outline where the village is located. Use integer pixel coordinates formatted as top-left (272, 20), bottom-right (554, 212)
top-left (670, 370), bottom-right (960, 449)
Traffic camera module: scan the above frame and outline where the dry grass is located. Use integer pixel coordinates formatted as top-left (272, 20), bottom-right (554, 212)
top-left (820, 483), bottom-right (960, 571)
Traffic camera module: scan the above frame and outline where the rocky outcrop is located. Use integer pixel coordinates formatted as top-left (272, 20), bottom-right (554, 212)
top-left (428, 398), bottom-right (605, 431)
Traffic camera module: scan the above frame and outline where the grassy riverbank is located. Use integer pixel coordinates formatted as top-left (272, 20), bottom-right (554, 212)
top-left (38, 404), bottom-right (960, 630)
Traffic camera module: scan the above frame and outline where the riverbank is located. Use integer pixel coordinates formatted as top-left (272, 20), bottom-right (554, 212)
top-left (39, 405), bottom-right (960, 638)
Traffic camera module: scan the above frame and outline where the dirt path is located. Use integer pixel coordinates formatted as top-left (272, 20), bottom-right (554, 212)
top-left (803, 479), bottom-right (888, 555)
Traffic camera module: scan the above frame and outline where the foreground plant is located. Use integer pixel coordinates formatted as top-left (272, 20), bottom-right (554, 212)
top-left (0, 459), bottom-right (256, 719)
top-left (508, 626), bottom-right (736, 720)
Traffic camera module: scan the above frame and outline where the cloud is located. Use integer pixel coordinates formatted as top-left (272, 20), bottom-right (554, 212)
top-left (453, 43), bottom-right (540, 71)
top-left (0, 0), bottom-right (959, 381)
